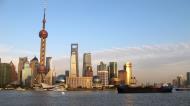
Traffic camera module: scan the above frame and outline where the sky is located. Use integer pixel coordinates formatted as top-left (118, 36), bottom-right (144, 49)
top-left (0, 0), bottom-right (190, 84)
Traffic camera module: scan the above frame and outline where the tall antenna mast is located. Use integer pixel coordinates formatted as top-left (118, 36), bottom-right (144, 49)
top-left (42, 0), bottom-right (48, 9)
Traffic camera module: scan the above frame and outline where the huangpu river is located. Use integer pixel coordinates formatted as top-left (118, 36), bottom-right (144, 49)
top-left (0, 90), bottom-right (189, 106)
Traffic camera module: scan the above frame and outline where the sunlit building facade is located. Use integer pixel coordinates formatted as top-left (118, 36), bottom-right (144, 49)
top-left (10, 61), bottom-right (18, 83)
top-left (97, 61), bottom-right (108, 86)
top-left (22, 62), bottom-right (32, 87)
top-left (108, 62), bottom-right (118, 84)
top-left (83, 53), bottom-right (92, 77)
top-left (66, 77), bottom-right (92, 88)
top-left (124, 62), bottom-right (132, 85)
top-left (18, 57), bottom-right (28, 85)
top-left (97, 71), bottom-right (108, 86)
top-left (118, 70), bottom-right (127, 84)
top-left (30, 56), bottom-right (39, 85)
top-left (70, 44), bottom-right (79, 77)
top-left (46, 57), bottom-right (52, 74)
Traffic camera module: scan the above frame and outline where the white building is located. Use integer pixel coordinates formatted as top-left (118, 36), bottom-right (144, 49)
top-left (22, 62), bottom-right (32, 87)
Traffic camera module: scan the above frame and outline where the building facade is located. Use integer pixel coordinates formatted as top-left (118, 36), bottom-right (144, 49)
top-left (97, 61), bottom-right (107, 71)
top-left (70, 44), bottom-right (79, 77)
top-left (124, 62), bottom-right (132, 85)
top-left (44, 69), bottom-right (56, 85)
top-left (66, 77), bottom-right (92, 88)
top-left (0, 63), bottom-right (12, 88)
top-left (176, 75), bottom-right (184, 88)
top-left (83, 53), bottom-right (92, 77)
top-left (46, 57), bottom-right (52, 74)
top-left (108, 62), bottom-right (118, 84)
top-left (187, 72), bottom-right (190, 87)
top-left (97, 62), bottom-right (108, 86)
top-left (22, 62), bottom-right (32, 87)
top-left (30, 57), bottom-right (39, 85)
top-left (65, 70), bottom-right (69, 77)
top-left (118, 70), bottom-right (127, 84)
top-left (97, 71), bottom-right (108, 86)
top-left (10, 61), bottom-right (18, 83)
top-left (18, 57), bottom-right (28, 85)
top-left (84, 66), bottom-right (93, 77)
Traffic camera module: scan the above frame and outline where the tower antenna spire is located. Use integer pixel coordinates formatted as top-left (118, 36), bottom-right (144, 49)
top-left (42, 8), bottom-right (46, 29)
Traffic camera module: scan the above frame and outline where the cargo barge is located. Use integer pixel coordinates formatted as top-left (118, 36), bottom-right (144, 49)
top-left (117, 85), bottom-right (173, 93)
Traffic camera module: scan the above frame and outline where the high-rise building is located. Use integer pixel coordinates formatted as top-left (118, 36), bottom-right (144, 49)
top-left (124, 62), bottom-right (132, 85)
top-left (22, 62), bottom-right (32, 87)
top-left (70, 44), bottom-right (79, 77)
top-left (176, 75), bottom-right (184, 88)
top-left (65, 70), bottom-right (69, 77)
top-left (35, 8), bottom-right (48, 84)
top-left (30, 56), bottom-right (39, 85)
top-left (0, 63), bottom-right (11, 88)
top-left (97, 61), bottom-right (107, 71)
top-left (10, 61), bottom-right (18, 82)
top-left (187, 72), bottom-right (190, 87)
top-left (97, 62), bottom-right (108, 86)
top-left (18, 57), bottom-right (28, 85)
top-left (118, 70), bottom-right (127, 84)
top-left (84, 66), bottom-right (93, 77)
top-left (83, 53), bottom-right (92, 76)
top-left (46, 57), bottom-right (52, 74)
top-left (44, 69), bottom-right (56, 85)
top-left (108, 62), bottom-right (118, 80)
top-left (97, 71), bottom-right (108, 86)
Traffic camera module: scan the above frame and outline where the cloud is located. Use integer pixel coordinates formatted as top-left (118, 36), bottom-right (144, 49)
top-left (53, 42), bottom-right (190, 84)
top-left (0, 44), bottom-right (37, 69)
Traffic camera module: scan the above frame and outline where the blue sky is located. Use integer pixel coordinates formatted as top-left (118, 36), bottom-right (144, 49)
top-left (0, 0), bottom-right (190, 56)
top-left (0, 0), bottom-right (190, 83)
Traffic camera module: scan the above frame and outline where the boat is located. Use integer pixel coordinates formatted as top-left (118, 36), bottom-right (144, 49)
top-left (16, 87), bottom-right (26, 91)
top-left (175, 88), bottom-right (190, 91)
top-left (61, 92), bottom-right (65, 95)
top-left (117, 85), bottom-right (173, 93)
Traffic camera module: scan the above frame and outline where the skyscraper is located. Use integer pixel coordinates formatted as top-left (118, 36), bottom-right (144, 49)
top-left (35, 8), bottom-right (48, 83)
top-left (0, 63), bottom-right (11, 88)
top-left (108, 62), bottom-right (118, 79)
top-left (124, 62), bottom-right (132, 85)
top-left (18, 57), bottom-right (28, 85)
top-left (70, 44), bottom-right (79, 77)
top-left (118, 70), bottom-right (127, 84)
top-left (97, 62), bottom-right (108, 86)
top-left (83, 53), bottom-right (92, 77)
top-left (176, 75), bottom-right (184, 88)
top-left (22, 62), bottom-right (32, 87)
top-left (187, 72), bottom-right (190, 87)
top-left (30, 56), bottom-right (39, 84)
top-left (10, 61), bottom-right (18, 83)
top-left (46, 57), bottom-right (52, 74)
top-left (97, 61), bottom-right (107, 71)
top-left (44, 68), bottom-right (56, 85)
top-left (65, 70), bottom-right (69, 77)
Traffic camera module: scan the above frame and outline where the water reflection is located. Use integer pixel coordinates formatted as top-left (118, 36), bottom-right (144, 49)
top-left (0, 91), bottom-right (189, 106)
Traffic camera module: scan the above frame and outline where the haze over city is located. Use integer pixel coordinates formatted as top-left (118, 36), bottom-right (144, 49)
top-left (0, 0), bottom-right (190, 83)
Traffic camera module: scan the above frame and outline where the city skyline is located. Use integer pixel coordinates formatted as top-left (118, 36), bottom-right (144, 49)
top-left (0, 0), bottom-right (190, 83)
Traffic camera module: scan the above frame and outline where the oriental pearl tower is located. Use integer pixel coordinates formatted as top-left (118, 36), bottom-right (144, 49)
top-left (34, 8), bottom-right (48, 84)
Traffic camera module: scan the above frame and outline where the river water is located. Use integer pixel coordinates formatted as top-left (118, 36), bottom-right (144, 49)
top-left (0, 90), bottom-right (189, 106)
